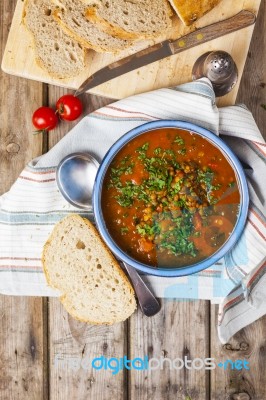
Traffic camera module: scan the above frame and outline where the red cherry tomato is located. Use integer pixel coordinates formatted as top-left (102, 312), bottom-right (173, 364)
top-left (56, 95), bottom-right (83, 121)
top-left (32, 107), bottom-right (58, 132)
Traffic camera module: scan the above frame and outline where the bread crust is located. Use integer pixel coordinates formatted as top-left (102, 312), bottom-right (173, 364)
top-left (42, 214), bottom-right (137, 325)
top-left (52, 1), bottom-right (134, 53)
top-left (53, 9), bottom-right (132, 53)
top-left (86, 7), bottom-right (146, 40)
top-left (168, 0), bottom-right (221, 26)
top-left (86, 3), bottom-right (173, 41)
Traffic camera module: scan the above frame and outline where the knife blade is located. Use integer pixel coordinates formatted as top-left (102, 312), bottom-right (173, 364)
top-left (75, 10), bottom-right (256, 96)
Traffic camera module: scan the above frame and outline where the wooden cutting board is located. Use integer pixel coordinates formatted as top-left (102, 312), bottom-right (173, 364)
top-left (1, 0), bottom-right (261, 106)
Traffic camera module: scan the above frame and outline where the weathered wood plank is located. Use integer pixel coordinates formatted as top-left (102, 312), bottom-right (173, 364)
top-left (49, 298), bottom-right (128, 400)
top-left (47, 87), bottom-right (127, 400)
top-left (129, 300), bottom-right (210, 400)
top-left (0, 1), bottom-right (47, 399)
top-left (210, 305), bottom-right (266, 400)
top-left (0, 297), bottom-right (48, 399)
top-left (0, 1), bottom-right (43, 191)
top-left (237, 0), bottom-right (266, 138)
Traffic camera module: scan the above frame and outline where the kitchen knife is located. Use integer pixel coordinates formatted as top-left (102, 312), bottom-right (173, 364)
top-left (75, 10), bottom-right (256, 96)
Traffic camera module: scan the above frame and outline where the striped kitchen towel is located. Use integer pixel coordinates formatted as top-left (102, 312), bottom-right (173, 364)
top-left (0, 78), bottom-right (265, 343)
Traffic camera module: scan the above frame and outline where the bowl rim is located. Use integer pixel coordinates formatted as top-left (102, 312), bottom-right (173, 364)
top-left (93, 120), bottom-right (249, 277)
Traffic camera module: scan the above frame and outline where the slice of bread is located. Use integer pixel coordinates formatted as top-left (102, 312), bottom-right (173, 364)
top-left (85, 0), bottom-right (173, 40)
top-left (168, 0), bottom-right (221, 26)
top-left (23, 0), bottom-right (85, 79)
top-left (42, 214), bottom-right (136, 324)
top-left (52, 0), bottom-right (133, 52)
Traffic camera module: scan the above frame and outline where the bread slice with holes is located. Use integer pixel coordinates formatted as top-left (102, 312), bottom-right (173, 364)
top-left (42, 214), bottom-right (136, 324)
top-left (168, 0), bottom-right (221, 26)
top-left (85, 0), bottom-right (173, 40)
top-left (52, 0), bottom-right (133, 52)
top-left (23, 0), bottom-right (85, 78)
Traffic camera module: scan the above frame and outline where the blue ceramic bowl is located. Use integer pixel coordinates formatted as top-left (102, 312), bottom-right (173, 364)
top-left (93, 120), bottom-right (249, 277)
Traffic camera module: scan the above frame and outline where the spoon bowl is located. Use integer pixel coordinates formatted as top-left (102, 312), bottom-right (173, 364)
top-left (56, 152), bottom-right (99, 210)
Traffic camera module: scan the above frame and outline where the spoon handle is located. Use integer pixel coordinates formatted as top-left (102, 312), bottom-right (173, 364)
top-left (122, 262), bottom-right (161, 317)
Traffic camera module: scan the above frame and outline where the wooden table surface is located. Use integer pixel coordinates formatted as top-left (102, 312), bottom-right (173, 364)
top-left (0, 1), bottom-right (265, 399)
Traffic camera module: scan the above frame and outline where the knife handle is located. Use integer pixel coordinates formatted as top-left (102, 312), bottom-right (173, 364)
top-left (169, 10), bottom-right (256, 55)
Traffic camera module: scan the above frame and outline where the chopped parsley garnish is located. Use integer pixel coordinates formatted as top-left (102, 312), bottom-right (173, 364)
top-left (136, 142), bottom-right (149, 159)
top-left (177, 148), bottom-right (186, 155)
top-left (115, 181), bottom-right (139, 207)
top-left (109, 156), bottom-right (134, 188)
top-left (154, 147), bottom-right (162, 155)
top-left (174, 135), bottom-right (185, 145)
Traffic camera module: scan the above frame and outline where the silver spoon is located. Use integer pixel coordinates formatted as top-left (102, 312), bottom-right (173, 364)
top-left (56, 152), bottom-right (160, 317)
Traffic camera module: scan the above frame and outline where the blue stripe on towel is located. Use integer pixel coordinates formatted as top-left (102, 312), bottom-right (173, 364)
top-left (0, 211), bottom-right (92, 224)
top-left (171, 80), bottom-right (215, 102)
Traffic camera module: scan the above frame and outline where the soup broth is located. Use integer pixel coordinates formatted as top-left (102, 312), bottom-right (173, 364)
top-left (102, 128), bottom-right (240, 268)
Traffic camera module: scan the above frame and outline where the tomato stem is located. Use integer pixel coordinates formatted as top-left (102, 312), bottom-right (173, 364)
top-left (58, 103), bottom-right (65, 115)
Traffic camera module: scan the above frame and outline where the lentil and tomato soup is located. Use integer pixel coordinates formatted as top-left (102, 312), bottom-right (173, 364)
top-left (102, 128), bottom-right (240, 267)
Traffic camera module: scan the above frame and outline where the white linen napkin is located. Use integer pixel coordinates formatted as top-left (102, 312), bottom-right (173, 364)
top-left (0, 78), bottom-right (265, 343)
